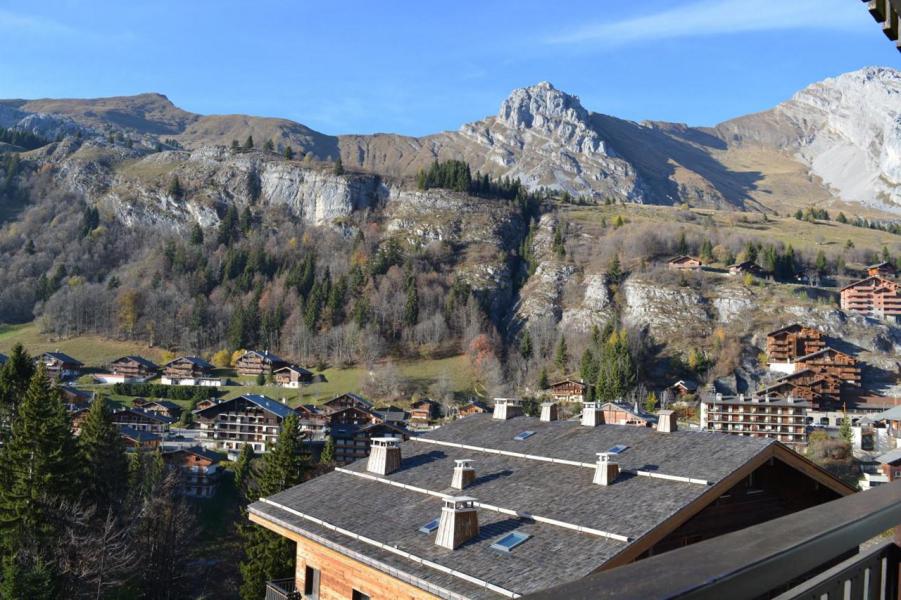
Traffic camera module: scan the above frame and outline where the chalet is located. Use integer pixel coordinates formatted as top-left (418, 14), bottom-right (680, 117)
top-left (728, 261), bottom-right (765, 277)
top-left (373, 406), bottom-right (408, 426)
top-left (840, 276), bottom-right (901, 322)
top-left (273, 364), bottom-right (314, 388)
top-left (871, 405), bottom-right (901, 438)
top-left (457, 400), bottom-right (489, 417)
top-left (163, 446), bottom-right (222, 498)
top-left (598, 402), bottom-right (655, 427)
top-left (193, 398), bottom-right (218, 412)
top-left (329, 422), bottom-right (408, 465)
top-left (701, 392), bottom-right (810, 448)
top-left (59, 384), bottom-right (93, 405)
top-left (105, 355), bottom-right (159, 383)
top-left (321, 393), bottom-right (373, 414)
top-left (135, 399), bottom-right (182, 421)
top-left (68, 404), bottom-right (91, 435)
top-left (295, 404), bottom-right (329, 439)
top-left (860, 448), bottom-right (901, 490)
top-left (112, 408), bottom-right (173, 435)
top-left (39, 351), bottom-right (83, 380)
top-left (755, 379), bottom-right (822, 406)
top-left (249, 412), bottom-right (852, 599)
top-left (409, 399), bottom-right (441, 426)
top-left (767, 369), bottom-right (846, 406)
top-left (548, 379), bottom-right (587, 403)
top-left (671, 379), bottom-right (698, 396)
top-left (236, 350), bottom-right (289, 377)
top-left (867, 261), bottom-right (896, 278)
top-left (119, 427), bottom-right (161, 450)
top-left (667, 255), bottom-right (702, 270)
top-left (794, 347), bottom-right (861, 388)
top-left (195, 393), bottom-right (296, 454)
top-left (327, 406), bottom-right (382, 428)
top-left (765, 324), bottom-right (826, 366)
top-left (162, 356), bottom-right (220, 386)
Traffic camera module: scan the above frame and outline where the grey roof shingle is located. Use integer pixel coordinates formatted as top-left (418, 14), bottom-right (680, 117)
top-left (251, 414), bottom-right (776, 599)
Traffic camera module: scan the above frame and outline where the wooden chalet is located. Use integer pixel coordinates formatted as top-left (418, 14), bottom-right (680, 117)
top-left (162, 356), bottom-right (218, 386)
top-left (795, 348), bottom-right (861, 388)
top-left (235, 350), bottom-right (289, 376)
top-left (119, 427), bottom-right (161, 450)
top-left (135, 399), bottom-right (182, 421)
top-left (193, 398), bottom-right (218, 412)
top-left (867, 261), bottom-right (897, 278)
top-left (250, 413), bottom-right (853, 599)
top-left (109, 355), bottom-right (159, 380)
top-left (273, 364), bottom-right (314, 388)
top-left (549, 379), bottom-right (587, 403)
top-left (327, 406), bottom-right (382, 428)
top-left (329, 422), bottom-right (408, 465)
top-left (840, 276), bottom-right (901, 322)
top-left (671, 380), bottom-right (698, 396)
top-left (728, 261), bottom-right (766, 277)
top-left (163, 446), bottom-right (222, 498)
top-left (598, 402), bottom-right (654, 427)
top-left (765, 324), bottom-right (826, 364)
top-left (373, 405), bottom-right (408, 426)
top-left (112, 407), bottom-right (173, 435)
top-left (770, 369), bottom-right (846, 406)
top-left (457, 400), bottom-right (489, 417)
top-left (59, 384), bottom-right (93, 405)
top-left (68, 404), bottom-right (92, 435)
top-left (195, 393), bottom-right (296, 454)
top-left (39, 351), bottom-right (83, 380)
top-left (295, 404), bottom-right (329, 439)
top-left (409, 399), bottom-right (441, 425)
top-left (322, 393), bottom-right (373, 414)
top-left (667, 255), bottom-right (702, 270)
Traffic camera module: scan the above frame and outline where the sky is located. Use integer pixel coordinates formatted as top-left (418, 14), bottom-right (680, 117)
top-left (0, 0), bottom-right (897, 136)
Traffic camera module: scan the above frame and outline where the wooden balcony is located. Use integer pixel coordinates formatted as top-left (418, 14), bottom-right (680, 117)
top-left (524, 479), bottom-right (901, 599)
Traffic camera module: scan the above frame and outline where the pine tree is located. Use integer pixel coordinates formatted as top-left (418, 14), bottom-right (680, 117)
top-left (554, 337), bottom-right (568, 370)
top-left (320, 435), bottom-right (335, 465)
top-left (836, 212), bottom-right (848, 224)
top-left (519, 330), bottom-right (533, 359)
top-left (403, 274), bottom-right (419, 326)
top-left (243, 135), bottom-right (254, 150)
top-left (676, 231), bottom-right (688, 255)
top-left (284, 146), bottom-right (295, 160)
top-left (190, 223), bottom-right (204, 245)
top-left (240, 414), bottom-right (306, 599)
top-left (538, 367), bottom-right (549, 390)
top-left (233, 443), bottom-right (255, 503)
top-left (0, 343), bottom-right (34, 434)
top-left (815, 250), bottom-right (828, 275)
top-left (333, 157), bottom-right (344, 176)
top-left (0, 366), bottom-right (80, 556)
top-left (263, 139), bottom-right (274, 152)
top-left (79, 395), bottom-right (128, 511)
top-left (606, 255), bottom-right (622, 283)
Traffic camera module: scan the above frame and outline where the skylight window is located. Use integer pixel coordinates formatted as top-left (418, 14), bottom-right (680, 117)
top-left (491, 531), bottom-right (531, 552)
top-left (513, 431), bottom-right (535, 441)
top-left (607, 444), bottom-right (629, 455)
top-left (418, 518), bottom-right (439, 534)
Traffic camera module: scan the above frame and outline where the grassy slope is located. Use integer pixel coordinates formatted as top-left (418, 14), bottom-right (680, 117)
top-left (0, 322), bottom-right (169, 365)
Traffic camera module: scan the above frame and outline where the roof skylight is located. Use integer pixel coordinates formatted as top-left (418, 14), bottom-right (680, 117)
top-left (491, 531), bottom-right (531, 552)
top-left (607, 444), bottom-right (629, 455)
top-left (513, 431), bottom-right (535, 441)
top-left (418, 518), bottom-right (439, 534)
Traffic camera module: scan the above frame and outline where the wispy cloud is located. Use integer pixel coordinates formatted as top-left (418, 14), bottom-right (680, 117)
top-left (0, 9), bottom-right (77, 36)
top-left (546, 0), bottom-right (862, 46)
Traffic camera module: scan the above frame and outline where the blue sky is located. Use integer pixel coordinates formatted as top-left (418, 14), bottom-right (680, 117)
top-left (0, 1), bottom-right (896, 135)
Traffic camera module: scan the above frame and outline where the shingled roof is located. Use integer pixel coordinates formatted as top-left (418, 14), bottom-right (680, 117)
top-left (249, 413), bottom-right (851, 599)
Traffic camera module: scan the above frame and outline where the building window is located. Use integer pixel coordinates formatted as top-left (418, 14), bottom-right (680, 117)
top-left (304, 566), bottom-right (320, 599)
top-left (352, 591), bottom-right (370, 600)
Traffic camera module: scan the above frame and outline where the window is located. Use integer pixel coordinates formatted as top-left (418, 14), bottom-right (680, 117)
top-left (304, 566), bottom-right (320, 599)
top-left (513, 430), bottom-right (535, 441)
top-left (352, 590), bottom-right (370, 600)
top-left (490, 531), bottom-right (531, 552)
top-left (418, 518), bottom-right (440, 534)
top-left (606, 444), bottom-right (629, 455)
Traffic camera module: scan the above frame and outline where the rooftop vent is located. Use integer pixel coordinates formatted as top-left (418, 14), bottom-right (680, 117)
top-left (657, 410), bottom-right (677, 433)
top-left (367, 436), bottom-right (401, 475)
top-left (593, 452), bottom-right (620, 486)
top-left (451, 459), bottom-right (475, 490)
top-left (493, 398), bottom-right (522, 420)
top-left (581, 401), bottom-right (601, 427)
top-left (435, 496), bottom-right (479, 550)
top-left (540, 401), bottom-right (558, 422)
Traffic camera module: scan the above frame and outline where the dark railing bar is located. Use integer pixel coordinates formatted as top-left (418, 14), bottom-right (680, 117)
top-left (523, 480), bottom-right (901, 600)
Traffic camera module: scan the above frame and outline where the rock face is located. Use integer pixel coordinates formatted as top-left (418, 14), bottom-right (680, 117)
top-left (621, 277), bottom-right (711, 338)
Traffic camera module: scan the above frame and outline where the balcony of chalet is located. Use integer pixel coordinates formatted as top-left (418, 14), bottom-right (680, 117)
top-left (264, 578), bottom-right (300, 600)
top-left (523, 479), bottom-right (901, 600)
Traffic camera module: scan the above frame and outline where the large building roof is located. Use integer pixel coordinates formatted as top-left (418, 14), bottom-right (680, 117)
top-left (250, 414), bottom-right (848, 599)
top-left (195, 393), bottom-right (295, 419)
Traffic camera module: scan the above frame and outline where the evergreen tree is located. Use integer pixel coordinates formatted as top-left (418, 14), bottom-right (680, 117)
top-left (794, 209), bottom-right (803, 220)
top-left (231, 139), bottom-right (240, 151)
top-left (240, 414), bottom-right (306, 599)
top-left (233, 443), bottom-right (255, 503)
top-left (537, 367), bottom-right (549, 390)
top-left (606, 254), bottom-right (622, 283)
top-left (676, 231), bottom-right (688, 255)
top-left (263, 139), bottom-right (274, 152)
top-left (815, 250), bottom-right (828, 275)
top-left (79, 395), bottom-right (128, 511)
top-left (700, 239), bottom-right (714, 263)
top-left (644, 391), bottom-right (657, 414)
top-left (554, 336), bottom-right (568, 370)
top-left (284, 146), bottom-right (295, 160)
top-left (320, 435), bottom-right (335, 465)
top-left (0, 343), bottom-right (34, 433)
top-left (0, 366), bottom-right (80, 557)
top-left (518, 330), bottom-right (533, 359)
top-left (190, 223), bottom-right (204, 245)
top-left (243, 135), bottom-right (254, 150)
top-left (167, 175), bottom-right (183, 199)
top-left (403, 273), bottom-right (419, 326)
top-left (836, 212), bottom-right (847, 224)
top-left (333, 157), bottom-right (344, 176)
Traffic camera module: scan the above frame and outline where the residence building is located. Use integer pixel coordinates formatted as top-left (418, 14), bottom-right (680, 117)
top-left (163, 446), bottom-right (222, 498)
top-left (39, 351), bottom-right (83, 380)
top-left (133, 399), bottom-right (182, 421)
top-left (728, 261), bottom-right (766, 277)
top-left (195, 393), bottom-right (296, 454)
top-left (409, 399), bottom-right (441, 426)
top-left (330, 422), bottom-right (409, 466)
top-left (249, 411), bottom-right (851, 599)
top-left (273, 364), bottom-right (314, 388)
top-left (840, 276), bottom-right (901, 321)
top-left (765, 324), bottom-right (826, 365)
top-left (295, 404), bottom-right (329, 439)
top-left (795, 348), bottom-right (861, 388)
top-left (457, 400), bottom-right (489, 417)
top-left (598, 402), bottom-right (655, 427)
top-left (373, 406), bottom-right (408, 426)
top-left (235, 350), bottom-right (289, 377)
top-left (667, 255), bottom-right (702, 270)
top-left (112, 407), bottom-right (173, 435)
top-left (548, 379), bottom-right (587, 403)
top-left (119, 427), bottom-right (161, 450)
top-left (105, 355), bottom-right (159, 382)
top-left (700, 392), bottom-right (810, 448)
top-left (867, 261), bottom-right (897, 278)
top-left (671, 379), bottom-right (698, 396)
top-left (322, 393), bottom-right (373, 414)
top-left (161, 356), bottom-right (220, 386)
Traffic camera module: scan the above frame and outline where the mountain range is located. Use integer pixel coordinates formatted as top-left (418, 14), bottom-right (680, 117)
top-left (1, 66), bottom-right (899, 217)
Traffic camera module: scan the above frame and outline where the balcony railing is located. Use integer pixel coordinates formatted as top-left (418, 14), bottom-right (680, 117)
top-left (524, 479), bottom-right (901, 600)
top-left (264, 578), bottom-right (300, 600)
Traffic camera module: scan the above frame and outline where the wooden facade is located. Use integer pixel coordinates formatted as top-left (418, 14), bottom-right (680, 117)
top-left (795, 348), bottom-right (861, 387)
top-left (840, 276), bottom-right (901, 321)
top-left (163, 356), bottom-right (214, 380)
top-left (163, 447), bottom-right (221, 498)
top-left (667, 255), bottom-right (702, 270)
top-left (119, 427), bottom-right (161, 450)
top-left (195, 394), bottom-right (295, 454)
top-left (765, 324), bottom-right (826, 363)
top-left (109, 355), bottom-right (159, 379)
top-left (599, 402), bottom-right (653, 427)
top-left (409, 399), bottom-right (440, 425)
top-left (235, 350), bottom-right (288, 376)
top-left (273, 365), bottom-right (314, 388)
top-left (135, 399), bottom-right (182, 420)
top-left (39, 351), bottom-right (83, 380)
top-left (322, 393), bottom-right (372, 414)
top-left (112, 408), bottom-right (172, 435)
top-left (867, 262), bottom-right (897, 278)
top-left (549, 379), bottom-right (587, 403)
top-left (457, 401), bottom-right (488, 417)
top-left (701, 394), bottom-right (810, 447)
top-left (330, 422), bottom-right (407, 465)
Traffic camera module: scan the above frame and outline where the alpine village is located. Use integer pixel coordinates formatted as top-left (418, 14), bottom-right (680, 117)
top-left (1, 3), bottom-right (901, 599)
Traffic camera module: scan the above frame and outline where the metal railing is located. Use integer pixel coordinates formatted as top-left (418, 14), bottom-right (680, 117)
top-left (264, 578), bottom-right (300, 600)
top-left (524, 479), bottom-right (901, 600)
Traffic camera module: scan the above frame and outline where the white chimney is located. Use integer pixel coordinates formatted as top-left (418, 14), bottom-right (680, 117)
top-left (492, 398), bottom-right (522, 420)
top-left (451, 459), bottom-right (475, 490)
top-left (367, 437), bottom-right (401, 475)
top-left (435, 496), bottom-right (479, 550)
top-left (581, 401), bottom-right (601, 427)
top-left (540, 401), bottom-right (558, 422)
top-left (593, 452), bottom-right (620, 486)
top-left (657, 410), bottom-right (677, 433)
